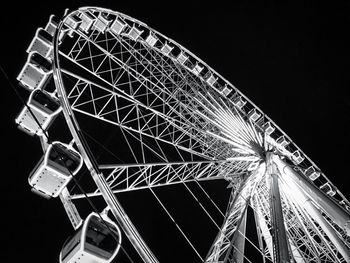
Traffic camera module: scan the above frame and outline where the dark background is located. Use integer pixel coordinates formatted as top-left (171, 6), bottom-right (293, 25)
top-left (1, 1), bottom-right (350, 262)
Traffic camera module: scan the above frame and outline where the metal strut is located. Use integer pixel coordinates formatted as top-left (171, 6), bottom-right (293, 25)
top-left (267, 153), bottom-right (290, 263)
top-left (205, 163), bottom-right (266, 263)
top-left (273, 155), bottom-right (350, 263)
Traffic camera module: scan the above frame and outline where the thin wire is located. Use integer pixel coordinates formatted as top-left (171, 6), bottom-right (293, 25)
top-left (194, 180), bottom-right (225, 217)
top-left (1, 64), bottom-right (134, 263)
top-left (182, 183), bottom-right (253, 262)
top-left (184, 181), bottom-right (269, 261)
top-left (182, 182), bottom-right (221, 229)
top-left (148, 187), bottom-right (204, 262)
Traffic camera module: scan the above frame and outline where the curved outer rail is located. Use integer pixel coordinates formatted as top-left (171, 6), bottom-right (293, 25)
top-left (52, 8), bottom-right (159, 263)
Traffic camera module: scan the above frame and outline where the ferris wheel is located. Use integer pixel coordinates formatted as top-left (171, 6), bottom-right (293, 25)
top-left (14, 6), bottom-right (350, 263)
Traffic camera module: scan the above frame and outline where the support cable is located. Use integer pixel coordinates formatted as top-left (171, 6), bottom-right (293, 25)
top-left (148, 187), bottom-right (204, 262)
top-left (193, 179), bottom-right (272, 262)
top-left (183, 182), bottom-right (268, 262)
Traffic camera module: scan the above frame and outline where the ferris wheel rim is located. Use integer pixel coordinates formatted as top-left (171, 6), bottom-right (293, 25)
top-left (53, 3), bottom-right (350, 220)
top-left (48, 6), bottom-right (350, 263)
top-left (52, 8), bottom-right (161, 263)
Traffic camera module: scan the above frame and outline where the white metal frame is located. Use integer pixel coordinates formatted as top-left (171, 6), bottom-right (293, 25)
top-left (17, 6), bottom-right (350, 263)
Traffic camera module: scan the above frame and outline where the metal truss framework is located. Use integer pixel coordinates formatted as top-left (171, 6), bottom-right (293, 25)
top-left (45, 6), bottom-right (350, 263)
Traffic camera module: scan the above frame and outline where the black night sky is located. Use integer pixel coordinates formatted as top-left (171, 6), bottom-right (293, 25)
top-left (2, 1), bottom-right (350, 262)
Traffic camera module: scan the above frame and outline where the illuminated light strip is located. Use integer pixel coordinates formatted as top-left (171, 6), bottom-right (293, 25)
top-left (211, 111), bottom-right (254, 149)
top-left (195, 110), bottom-right (253, 152)
top-left (217, 110), bottom-right (257, 147)
top-left (194, 95), bottom-right (259, 148)
top-left (214, 109), bottom-right (261, 149)
top-left (226, 156), bottom-right (260, 162)
top-left (215, 109), bottom-right (254, 144)
top-left (206, 130), bottom-right (256, 155)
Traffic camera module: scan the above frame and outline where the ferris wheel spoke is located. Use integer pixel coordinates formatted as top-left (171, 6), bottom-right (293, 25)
top-left (70, 90), bottom-right (250, 167)
top-left (64, 25), bottom-right (231, 138)
top-left (118, 40), bottom-right (251, 146)
top-left (68, 34), bottom-right (90, 61)
top-left (66, 26), bottom-right (204, 125)
top-left (70, 160), bottom-right (231, 199)
top-left (59, 67), bottom-right (209, 161)
top-left (148, 187), bottom-right (205, 262)
top-left (72, 106), bottom-right (213, 161)
top-left (73, 97), bottom-right (254, 173)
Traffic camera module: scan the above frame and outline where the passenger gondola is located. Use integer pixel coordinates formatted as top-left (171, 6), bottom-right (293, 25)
top-left (29, 88), bottom-right (61, 115)
top-left (60, 212), bottom-right (122, 263)
top-left (17, 51), bottom-right (52, 90)
top-left (26, 27), bottom-right (54, 58)
top-left (15, 88), bottom-right (61, 136)
top-left (28, 141), bottom-right (83, 198)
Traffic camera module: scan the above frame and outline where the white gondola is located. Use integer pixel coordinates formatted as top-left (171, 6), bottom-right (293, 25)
top-left (233, 95), bottom-right (246, 109)
top-left (45, 15), bottom-right (59, 36)
top-left (221, 84), bottom-right (232, 96)
top-left (160, 43), bottom-right (174, 56)
top-left (276, 135), bottom-right (289, 148)
top-left (192, 63), bottom-right (204, 76)
top-left (79, 11), bottom-right (96, 33)
top-left (26, 27), bottom-right (53, 58)
top-left (262, 121), bottom-right (275, 135)
top-left (45, 15), bottom-right (68, 42)
top-left (59, 212), bottom-right (122, 263)
top-left (291, 150), bottom-right (304, 165)
top-left (17, 51), bottom-right (52, 91)
top-left (124, 26), bottom-right (143, 41)
top-left (15, 88), bottom-right (61, 136)
top-left (320, 182), bottom-right (336, 197)
top-left (305, 166), bottom-right (320, 181)
top-left (205, 73), bottom-right (217, 87)
top-left (110, 17), bottom-right (127, 35)
top-left (28, 142), bottom-right (83, 198)
top-left (63, 14), bottom-right (82, 38)
top-left (248, 108), bottom-right (261, 122)
top-left (145, 33), bottom-right (158, 47)
top-left (93, 13), bottom-right (112, 33)
top-left (176, 51), bottom-right (188, 65)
